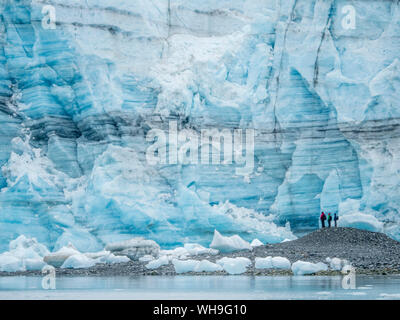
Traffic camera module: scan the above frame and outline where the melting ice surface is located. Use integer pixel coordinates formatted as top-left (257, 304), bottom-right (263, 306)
top-left (0, 275), bottom-right (400, 300)
top-left (0, 0), bottom-right (400, 253)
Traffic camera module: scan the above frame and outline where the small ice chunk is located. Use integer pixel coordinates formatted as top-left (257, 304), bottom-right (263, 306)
top-left (96, 253), bottom-right (130, 264)
top-left (105, 238), bottom-right (160, 261)
top-left (250, 239), bottom-right (263, 247)
top-left (83, 251), bottom-right (129, 265)
top-left (194, 260), bottom-right (223, 272)
top-left (0, 235), bottom-right (51, 272)
top-left (255, 256), bottom-right (273, 269)
top-left (61, 253), bottom-right (96, 269)
top-left (84, 250), bottom-right (110, 259)
top-left (160, 247), bottom-right (189, 259)
top-left (44, 243), bottom-right (80, 268)
top-left (172, 259), bottom-right (223, 273)
top-left (172, 259), bottom-right (198, 274)
top-left (105, 238), bottom-right (160, 252)
top-left (342, 259), bottom-right (350, 268)
top-left (326, 257), bottom-right (343, 271)
top-left (60, 249), bottom-right (129, 269)
top-left (255, 256), bottom-right (291, 270)
top-left (0, 253), bottom-right (25, 272)
top-left (184, 243), bottom-right (219, 256)
top-left (210, 230), bottom-right (252, 253)
top-left (216, 257), bottom-right (251, 275)
top-left (161, 244), bottom-right (219, 260)
top-left (271, 257), bottom-right (291, 269)
top-left (9, 235), bottom-right (49, 258)
top-left (25, 258), bottom-right (46, 271)
top-left (145, 256), bottom-right (169, 269)
top-left (139, 255), bottom-right (155, 262)
top-left (291, 261), bottom-right (328, 275)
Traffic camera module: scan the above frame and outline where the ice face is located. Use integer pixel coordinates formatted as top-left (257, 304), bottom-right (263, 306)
top-left (0, 0), bottom-right (399, 252)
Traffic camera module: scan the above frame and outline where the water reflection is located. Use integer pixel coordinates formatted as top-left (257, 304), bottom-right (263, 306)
top-left (0, 275), bottom-right (399, 300)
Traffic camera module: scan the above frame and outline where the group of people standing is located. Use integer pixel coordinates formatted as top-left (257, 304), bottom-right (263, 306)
top-left (320, 211), bottom-right (338, 228)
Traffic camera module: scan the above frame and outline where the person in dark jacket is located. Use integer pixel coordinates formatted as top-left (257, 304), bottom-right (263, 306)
top-left (320, 212), bottom-right (326, 228)
top-left (334, 213), bottom-right (339, 227)
top-left (327, 212), bottom-right (332, 227)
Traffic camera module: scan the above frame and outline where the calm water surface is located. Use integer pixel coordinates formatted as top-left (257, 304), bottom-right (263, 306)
top-left (0, 275), bottom-right (399, 300)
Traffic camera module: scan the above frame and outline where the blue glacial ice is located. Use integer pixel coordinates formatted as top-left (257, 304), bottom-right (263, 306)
top-left (0, 0), bottom-right (399, 252)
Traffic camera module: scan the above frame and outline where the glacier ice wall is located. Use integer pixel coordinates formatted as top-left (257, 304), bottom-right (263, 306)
top-left (0, 0), bottom-right (399, 251)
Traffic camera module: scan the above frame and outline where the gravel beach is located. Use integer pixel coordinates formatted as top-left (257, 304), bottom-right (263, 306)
top-left (2, 227), bottom-right (400, 277)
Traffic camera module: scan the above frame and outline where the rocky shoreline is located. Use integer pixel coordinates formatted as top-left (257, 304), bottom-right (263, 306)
top-left (1, 228), bottom-right (400, 277)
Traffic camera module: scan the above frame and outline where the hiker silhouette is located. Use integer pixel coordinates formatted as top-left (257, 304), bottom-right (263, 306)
top-left (320, 212), bottom-right (326, 228)
top-left (334, 213), bottom-right (339, 227)
top-left (327, 212), bottom-right (332, 228)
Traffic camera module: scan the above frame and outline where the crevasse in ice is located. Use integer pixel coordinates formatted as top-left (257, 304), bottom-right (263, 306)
top-left (0, 0), bottom-right (399, 252)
